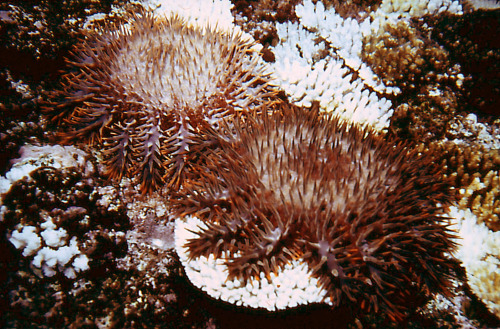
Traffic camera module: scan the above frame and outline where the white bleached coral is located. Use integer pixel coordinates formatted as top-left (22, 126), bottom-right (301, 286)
top-left (273, 20), bottom-right (393, 107)
top-left (1, 144), bottom-right (92, 279)
top-left (269, 0), bottom-right (464, 130)
top-left (175, 215), bottom-right (331, 311)
top-left (449, 206), bottom-right (500, 318)
top-left (0, 144), bottom-right (90, 198)
top-left (9, 226), bottom-right (42, 257)
top-left (40, 218), bottom-right (68, 248)
top-left (9, 217), bottom-right (90, 279)
top-left (32, 237), bottom-right (89, 279)
top-left (468, 0), bottom-right (500, 10)
top-left (271, 1), bottom-right (394, 130)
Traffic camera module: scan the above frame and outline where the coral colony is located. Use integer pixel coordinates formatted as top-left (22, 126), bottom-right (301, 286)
top-left (174, 104), bottom-right (459, 321)
top-left (2, 145), bottom-right (95, 279)
top-left (45, 12), bottom-right (276, 193)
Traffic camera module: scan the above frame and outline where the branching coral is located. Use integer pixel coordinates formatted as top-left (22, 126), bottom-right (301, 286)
top-left (362, 21), bottom-right (451, 93)
top-left (376, 0), bottom-right (463, 17)
top-left (2, 151), bottom-right (129, 279)
top-left (174, 103), bottom-right (460, 322)
top-left (361, 15), bottom-right (468, 143)
top-left (230, 0), bottom-right (301, 51)
top-left (414, 137), bottom-right (500, 320)
top-left (435, 141), bottom-right (500, 231)
top-left (44, 12), bottom-right (276, 193)
top-left (269, 0), bottom-right (397, 130)
top-left (449, 206), bottom-right (500, 319)
top-left (250, 0), bottom-right (466, 132)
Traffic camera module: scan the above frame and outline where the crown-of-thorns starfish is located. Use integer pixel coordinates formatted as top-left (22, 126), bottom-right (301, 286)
top-left (44, 12), bottom-right (276, 193)
top-left (174, 103), bottom-right (459, 321)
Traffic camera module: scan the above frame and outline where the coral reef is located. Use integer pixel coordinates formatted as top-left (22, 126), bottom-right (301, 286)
top-left (174, 103), bottom-right (460, 322)
top-left (0, 143), bottom-right (215, 328)
top-left (147, 0), bottom-right (237, 33)
top-left (44, 12), bottom-right (276, 193)
top-left (447, 113), bottom-right (500, 149)
top-left (449, 206), bottom-right (500, 319)
top-left (267, 0), bottom-right (397, 130)
top-left (362, 21), bottom-right (453, 94)
top-left (466, 0), bottom-right (500, 10)
top-left (421, 8), bottom-right (500, 116)
top-left (0, 144), bottom-right (90, 196)
top-left (361, 13), bottom-right (468, 144)
top-left (376, 0), bottom-right (463, 17)
top-left (389, 87), bottom-right (461, 143)
top-left (0, 0), bottom-right (128, 61)
top-left (0, 101), bottom-right (46, 175)
top-left (385, 6), bottom-right (500, 143)
top-left (235, 0), bottom-right (467, 131)
top-left (231, 0), bottom-right (300, 54)
top-left (0, 0), bottom-right (135, 176)
top-left (434, 140), bottom-right (500, 231)
top-left (1, 0), bottom-right (499, 327)
top-left (1, 146), bottom-right (129, 277)
top-left (416, 128), bottom-right (500, 319)
top-left (0, 152), bottom-right (137, 326)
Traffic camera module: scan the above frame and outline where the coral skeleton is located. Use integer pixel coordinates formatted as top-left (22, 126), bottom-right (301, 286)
top-left (268, 0), bottom-right (464, 130)
top-left (3, 147), bottom-right (93, 279)
top-left (45, 12), bottom-right (276, 193)
top-left (174, 103), bottom-right (460, 321)
top-left (0, 144), bottom-right (89, 198)
top-left (449, 206), bottom-right (500, 318)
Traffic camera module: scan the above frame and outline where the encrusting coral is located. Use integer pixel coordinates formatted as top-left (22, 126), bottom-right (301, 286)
top-left (174, 103), bottom-right (461, 322)
top-left (44, 11), bottom-right (277, 193)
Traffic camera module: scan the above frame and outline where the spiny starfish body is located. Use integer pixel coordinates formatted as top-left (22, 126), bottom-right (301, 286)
top-left (174, 103), bottom-right (459, 321)
top-left (45, 12), bottom-right (276, 192)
